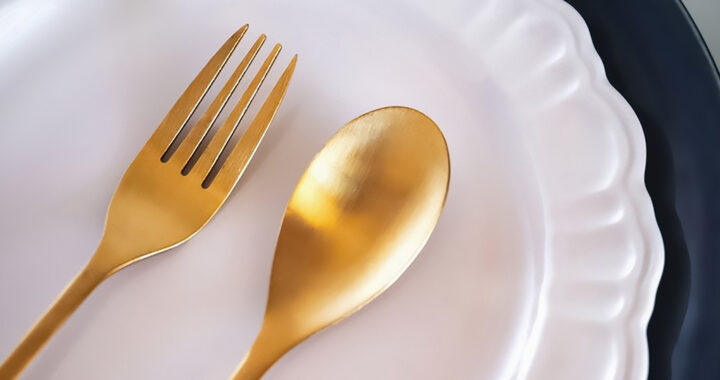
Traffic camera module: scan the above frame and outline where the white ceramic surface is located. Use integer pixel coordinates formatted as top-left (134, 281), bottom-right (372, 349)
top-left (0, 0), bottom-right (663, 379)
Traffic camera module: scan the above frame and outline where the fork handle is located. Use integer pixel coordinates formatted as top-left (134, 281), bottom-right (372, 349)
top-left (0, 261), bottom-right (108, 379)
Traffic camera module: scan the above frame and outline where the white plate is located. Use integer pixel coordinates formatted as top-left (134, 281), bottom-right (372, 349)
top-left (0, 0), bottom-right (663, 379)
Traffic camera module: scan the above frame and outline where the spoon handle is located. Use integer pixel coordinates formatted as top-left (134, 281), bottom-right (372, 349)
top-left (230, 354), bottom-right (267, 380)
top-left (0, 260), bottom-right (107, 379)
top-left (230, 325), bottom-right (290, 380)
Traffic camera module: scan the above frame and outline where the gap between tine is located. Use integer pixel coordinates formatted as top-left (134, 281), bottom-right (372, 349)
top-left (191, 43), bottom-right (283, 181)
top-left (208, 54), bottom-right (297, 190)
top-left (153, 25), bottom-right (248, 159)
top-left (169, 34), bottom-right (268, 170)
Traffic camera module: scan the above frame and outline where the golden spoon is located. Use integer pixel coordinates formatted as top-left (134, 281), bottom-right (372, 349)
top-left (230, 106), bottom-right (450, 379)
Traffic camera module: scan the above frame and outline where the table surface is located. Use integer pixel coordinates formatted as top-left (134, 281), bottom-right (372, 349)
top-left (684, 0), bottom-right (720, 64)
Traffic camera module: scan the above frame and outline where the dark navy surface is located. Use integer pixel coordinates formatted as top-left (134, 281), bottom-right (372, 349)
top-left (564, 0), bottom-right (720, 379)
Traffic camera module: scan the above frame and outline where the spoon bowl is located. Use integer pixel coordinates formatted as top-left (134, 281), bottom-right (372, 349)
top-left (232, 106), bottom-right (450, 379)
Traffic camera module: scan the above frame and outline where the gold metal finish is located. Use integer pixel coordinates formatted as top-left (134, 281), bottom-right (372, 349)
top-left (0, 25), bottom-right (296, 380)
top-left (230, 107), bottom-right (450, 379)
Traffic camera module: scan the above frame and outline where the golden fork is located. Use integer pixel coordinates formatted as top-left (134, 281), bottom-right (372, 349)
top-left (0, 25), bottom-right (296, 379)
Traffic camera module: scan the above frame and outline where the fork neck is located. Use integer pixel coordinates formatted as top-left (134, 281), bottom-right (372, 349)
top-left (87, 240), bottom-right (127, 277)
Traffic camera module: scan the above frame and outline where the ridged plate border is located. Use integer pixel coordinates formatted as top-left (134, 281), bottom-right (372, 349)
top-left (469, 0), bottom-right (665, 378)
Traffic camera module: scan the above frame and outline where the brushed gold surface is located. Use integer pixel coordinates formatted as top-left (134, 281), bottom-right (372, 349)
top-left (0, 26), bottom-right (296, 380)
top-left (230, 107), bottom-right (450, 379)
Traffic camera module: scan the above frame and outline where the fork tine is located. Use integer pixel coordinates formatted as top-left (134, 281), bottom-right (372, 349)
top-left (190, 43), bottom-right (282, 178)
top-left (169, 35), bottom-right (266, 167)
top-left (148, 25), bottom-right (248, 155)
top-left (210, 54), bottom-right (297, 191)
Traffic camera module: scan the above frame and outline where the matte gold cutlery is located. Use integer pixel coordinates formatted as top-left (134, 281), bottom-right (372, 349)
top-left (0, 25), bottom-right (296, 379)
top-left (230, 107), bottom-right (450, 379)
